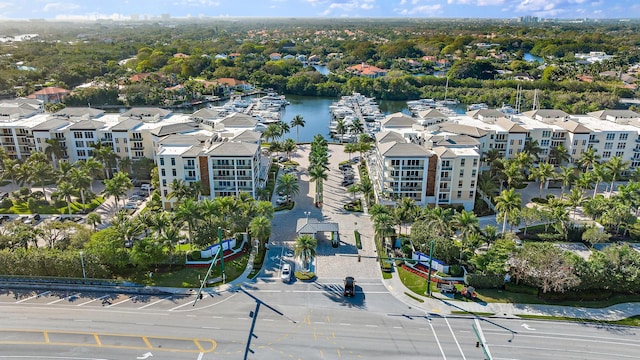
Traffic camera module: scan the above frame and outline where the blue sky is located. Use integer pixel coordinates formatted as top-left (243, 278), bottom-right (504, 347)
top-left (0, 0), bottom-right (637, 20)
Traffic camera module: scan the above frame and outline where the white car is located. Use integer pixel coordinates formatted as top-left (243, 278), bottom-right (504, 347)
top-left (123, 201), bottom-right (138, 210)
top-left (281, 263), bottom-right (292, 283)
top-left (276, 196), bottom-right (289, 205)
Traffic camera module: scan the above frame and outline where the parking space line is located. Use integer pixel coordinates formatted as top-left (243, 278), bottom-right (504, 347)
top-left (47, 293), bottom-right (80, 305)
top-left (107, 296), bottom-right (136, 308)
top-left (16, 291), bottom-right (50, 303)
top-left (169, 297), bottom-right (196, 311)
top-left (77, 295), bottom-right (109, 306)
top-left (137, 296), bottom-right (172, 310)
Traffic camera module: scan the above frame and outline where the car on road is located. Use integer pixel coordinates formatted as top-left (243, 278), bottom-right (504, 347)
top-left (124, 201), bottom-right (138, 210)
top-left (23, 213), bottom-right (41, 225)
top-left (276, 196), bottom-right (290, 205)
top-left (339, 164), bottom-right (352, 171)
top-left (281, 263), bottom-right (292, 283)
top-left (140, 184), bottom-right (153, 192)
top-left (0, 215), bottom-right (11, 224)
top-left (341, 180), bottom-right (354, 187)
top-left (343, 276), bottom-right (355, 297)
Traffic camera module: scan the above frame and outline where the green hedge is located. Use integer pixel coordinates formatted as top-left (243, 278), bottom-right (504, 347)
top-left (354, 230), bottom-right (362, 249)
top-left (466, 273), bottom-right (504, 289)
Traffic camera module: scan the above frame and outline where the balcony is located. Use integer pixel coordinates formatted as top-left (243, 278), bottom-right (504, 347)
top-left (589, 138), bottom-right (600, 143)
top-left (184, 176), bottom-right (197, 181)
top-left (183, 165), bottom-right (196, 170)
top-left (494, 138), bottom-right (507, 143)
top-left (131, 145), bottom-right (144, 150)
top-left (441, 165), bottom-right (453, 171)
top-left (634, 148), bottom-right (640, 153)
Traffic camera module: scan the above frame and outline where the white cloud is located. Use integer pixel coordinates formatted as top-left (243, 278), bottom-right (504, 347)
top-left (398, 4), bottom-right (442, 15)
top-left (319, 0), bottom-right (376, 16)
top-left (172, 0), bottom-right (221, 7)
top-left (43, 2), bottom-right (80, 12)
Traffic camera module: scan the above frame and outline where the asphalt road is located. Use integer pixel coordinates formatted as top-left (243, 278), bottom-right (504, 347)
top-left (1, 278), bottom-right (640, 360)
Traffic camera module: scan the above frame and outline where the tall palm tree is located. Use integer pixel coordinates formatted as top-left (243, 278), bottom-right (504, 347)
top-left (452, 210), bottom-right (479, 263)
top-left (91, 142), bottom-right (118, 179)
top-left (102, 172), bottom-right (132, 209)
top-left (1, 158), bottom-right (20, 185)
top-left (282, 138), bottom-right (297, 160)
top-left (56, 160), bottom-right (74, 183)
top-left (425, 206), bottom-right (453, 236)
top-left (249, 215), bottom-right (272, 248)
top-left (350, 118), bottom-right (364, 135)
top-left (54, 181), bottom-right (75, 215)
top-left (394, 197), bottom-right (416, 235)
top-left (335, 118), bottom-right (347, 144)
top-left (29, 161), bottom-right (54, 202)
top-left (44, 138), bottom-right (65, 169)
top-left (275, 173), bottom-right (299, 204)
top-left (605, 156), bottom-right (629, 196)
top-left (530, 162), bottom-right (554, 198)
top-left (175, 198), bottom-right (201, 250)
top-left (576, 171), bottom-right (594, 192)
top-left (483, 148), bottom-right (501, 175)
top-left (358, 177), bottom-right (374, 207)
top-left (495, 188), bottom-right (522, 234)
top-left (556, 165), bottom-right (576, 198)
top-left (523, 138), bottom-right (542, 162)
top-left (294, 234), bottom-right (317, 272)
top-left (80, 158), bottom-right (103, 192)
top-left (118, 157), bottom-right (133, 175)
top-left (69, 167), bottom-right (91, 208)
top-left (263, 124), bottom-right (280, 144)
top-left (567, 188), bottom-right (585, 219)
top-left (290, 114), bottom-right (305, 143)
top-left (502, 160), bottom-right (523, 190)
top-left (373, 213), bottom-right (395, 249)
top-left (308, 164), bottom-right (328, 206)
top-left (549, 144), bottom-right (570, 166)
top-left (577, 147), bottom-right (600, 173)
top-left (591, 163), bottom-right (610, 198)
top-left (167, 179), bottom-right (191, 204)
top-left (344, 143), bottom-right (357, 161)
top-left (277, 121), bottom-right (291, 141)
top-left (514, 151), bottom-right (534, 174)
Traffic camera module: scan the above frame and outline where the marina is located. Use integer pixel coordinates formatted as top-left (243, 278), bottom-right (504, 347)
top-left (329, 92), bottom-right (385, 142)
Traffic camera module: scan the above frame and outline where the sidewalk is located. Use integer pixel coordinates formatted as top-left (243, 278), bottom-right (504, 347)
top-left (382, 269), bottom-right (640, 321)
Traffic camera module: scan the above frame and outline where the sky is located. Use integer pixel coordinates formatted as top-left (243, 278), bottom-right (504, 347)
top-left (0, 0), bottom-right (637, 20)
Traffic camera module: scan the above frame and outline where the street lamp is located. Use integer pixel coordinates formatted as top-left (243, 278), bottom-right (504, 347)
top-left (304, 211), bottom-right (310, 224)
top-left (218, 227), bottom-right (226, 284)
top-left (79, 251), bottom-right (86, 280)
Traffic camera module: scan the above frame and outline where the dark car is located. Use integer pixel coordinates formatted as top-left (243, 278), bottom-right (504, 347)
top-left (341, 180), bottom-right (354, 187)
top-left (339, 164), bottom-right (352, 171)
top-left (343, 276), bottom-right (355, 297)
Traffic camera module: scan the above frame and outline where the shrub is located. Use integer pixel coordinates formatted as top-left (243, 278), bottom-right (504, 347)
top-left (354, 230), bottom-right (362, 249)
top-left (294, 271), bottom-right (316, 281)
top-left (466, 273), bottom-right (504, 289)
top-left (0, 198), bottom-right (12, 209)
top-left (188, 250), bottom-right (202, 261)
top-left (531, 197), bottom-right (548, 204)
top-left (449, 265), bottom-right (464, 277)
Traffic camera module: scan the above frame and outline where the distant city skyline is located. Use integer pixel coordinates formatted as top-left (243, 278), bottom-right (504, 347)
top-left (0, 0), bottom-right (637, 21)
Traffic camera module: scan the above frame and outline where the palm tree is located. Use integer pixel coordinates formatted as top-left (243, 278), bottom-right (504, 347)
top-left (277, 121), bottom-right (291, 141)
top-left (167, 179), bottom-right (191, 204)
top-left (495, 188), bottom-right (522, 233)
top-left (249, 215), bottom-right (272, 249)
top-left (605, 156), bottom-right (629, 196)
top-left (567, 188), bottom-right (585, 219)
top-left (56, 160), bottom-right (74, 183)
top-left (294, 234), bottom-right (317, 272)
top-left (530, 162), bottom-right (554, 198)
top-left (54, 181), bottom-right (75, 214)
top-left (514, 151), bottom-right (534, 174)
top-left (577, 147), bottom-right (600, 173)
top-left (175, 198), bottom-right (200, 250)
top-left (591, 163), bottom-right (610, 198)
top-left (358, 177), bottom-right (374, 207)
top-left (282, 138), bottom-right (297, 160)
top-left (86, 212), bottom-right (102, 231)
top-left (44, 138), bottom-right (65, 169)
top-left (102, 172), bottom-right (132, 209)
top-left (118, 157), bottom-right (133, 175)
top-left (290, 114), bottom-right (305, 143)
top-left (502, 160), bottom-right (523, 190)
top-left (1, 158), bottom-right (20, 185)
top-left (556, 165), bottom-right (576, 198)
top-left (483, 148), bottom-right (501, 175)
top-left (452, 210), bottom-right (479, 263)
top-left (308, 164), bottom-right (328, 206)
top-left (80, 158), bottom-right (103, 192)
top-left (523, 138), bottom-right (542, 162)
top-left (69, 167), bottom-right (91, 208)
top-left (350, 118), bottom-right (364, 135)
top-left (344, 143), bottom-right (357, 161)
top-left (91, 142), bottom-right (118, 179)
top-left (373, 213), bottom-right (395, 249)
top-left (335, 118), bottom-right (347, 144)
top-left (29, 161), bottom-right (55, 202)
top-left (481, 225), bottom-right (500, 247)
top-left (549, 144), bottom-right (570, 166)
top-left (576, 171), bottom-right (594, 192)
top-left (394, 197), bottom-right (416, 235)
top-left (477, 171), bottom-right (499, 200)
top-left (347, 184), bottom-right (360, 202)
top-left (425, 206), bottom-right (453, 236)
top-left (275, 173), bottom-right (299, 204)
top-left (263, 124), bottom-right (280, 144)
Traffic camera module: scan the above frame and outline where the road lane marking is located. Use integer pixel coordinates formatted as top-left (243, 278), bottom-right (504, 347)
top-left (445, 316), bottom-right (466, 360)
top-left (427, 318), bottom-right (447, 360)
top-left (77, 295), bottom-right (109, 306)
top-left (137, 296), bottom-right (172, 310)
top-left (48, 293), bottom-right (81, 305)
top-left (196, 352), bottom-right (204, 360)
top-left (142, 336), bottom-right (152, 349)
top-left (16, 291), bottom-right (50, 303)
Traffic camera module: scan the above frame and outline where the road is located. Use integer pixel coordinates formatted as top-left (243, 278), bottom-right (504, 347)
top-left (1, 277), bottom-right (640, 360)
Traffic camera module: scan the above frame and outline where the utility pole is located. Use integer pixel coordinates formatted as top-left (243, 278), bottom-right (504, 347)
top-left (426, 240), bottom-right (434, 297)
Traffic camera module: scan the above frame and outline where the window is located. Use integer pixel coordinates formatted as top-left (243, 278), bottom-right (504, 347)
top-left (542, 131), bottom-right (551, 138)
top-left (123, 138), bottom-right (128, 144)
top-left (469, 191), bottom-right (474, 198)
top-left (605, 142), bottom-right (613, 150)
top-left (124, 147), bottom-right (128, 152)
top-left (162, 179), bottom-right (167, 186)
top-left (459, 170), bottom-right (464, 177)
top-left (458, 180), bottom-right (463, 188)
top-left (603, 151), bottom-right (611, 158)
top-left (510, 139), bottom-right (514, 145)
top-left (470, 180), bottom-right (475, 188)
top-left (163, 190), bottom-right (168, 196)
top-left (160, 158), bottom-right (165, 166)
top-left (115, 138), bottom-right (119, 143)
top-left (572, 149), bottom-right (576, 155)
top-left (460, 159), bottom-right (465, 166)
top-left (620, 133), bottom-right (629, 141)
top-left (540, 139), bottom-right (550, 147)
top-left (172, 169), bottom-right (177, 177)
top-left (75, 141), bottom-right (83, 147)
top-left (606, 133), bottom-right (615, 140)
top-left (473, 159), bottom-right (478, 167)
top-left (616, 151), bottom-right (624, 157)
top-left (472, 170), bottom-right (476, 177)
top-left (171, 158), bottom-right (176, 166)
top-left (457, 191), bottom-right (462, 198)
top-left (84, 131), bottom-right (93, 138)
top-left (161, 169), bottom-right (166, 176)
top-left (441, 171), bottom-right (449, 179)
top-left (77, 150), bottom-right (86, 157)
top-left (116, 147), bottom-right (120, 153)
top-left (573, 140), bottom-right (578, 146)
top-left (617, 143), bottom-right (626, 149)
top-left (73, 131), bottom-right (82, 139)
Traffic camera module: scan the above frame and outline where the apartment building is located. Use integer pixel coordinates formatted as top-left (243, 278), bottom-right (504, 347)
top-left (156, 130), bottom-right (266, 210)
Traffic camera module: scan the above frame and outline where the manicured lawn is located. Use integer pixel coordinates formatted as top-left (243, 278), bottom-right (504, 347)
top-left (475, 288), bottom-right (640, 308)
top-left (129, 253), bottom-right (249, 288)
top-left (518, 314), bottom-right (640, 327)
top-left (397, 266), bottom-right (437, 296)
